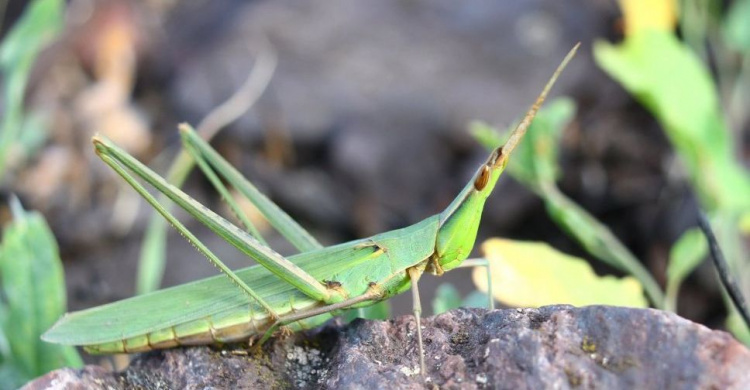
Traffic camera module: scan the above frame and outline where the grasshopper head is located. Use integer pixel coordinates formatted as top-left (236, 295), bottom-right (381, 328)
top-left (433, 144), bottom-right (510, 273)
top-left (433, 43), bottom-right (579, 273)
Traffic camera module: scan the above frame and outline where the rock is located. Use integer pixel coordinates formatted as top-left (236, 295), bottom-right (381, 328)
top-left (24, 306), bottom-right (750, 389)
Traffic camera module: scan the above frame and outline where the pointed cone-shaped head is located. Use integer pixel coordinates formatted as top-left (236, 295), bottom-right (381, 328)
top-left (434, 43), bottom-right (579, 272)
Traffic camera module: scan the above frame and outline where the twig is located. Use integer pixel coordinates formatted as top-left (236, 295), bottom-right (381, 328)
top-left (135, 38), bottom-right (278, 295)
top-left (195, 38), bottom-right (278, 139)
top-left (696, 212), bottom-right (750, 329)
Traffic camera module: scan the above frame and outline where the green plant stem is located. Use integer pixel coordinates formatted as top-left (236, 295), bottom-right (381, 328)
top-left (539, 182), bottom-right (666, 309)
top-left (664, 281), bottom-right (679, 313)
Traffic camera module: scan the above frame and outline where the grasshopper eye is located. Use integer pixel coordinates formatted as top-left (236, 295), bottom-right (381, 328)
top-left (474, 165), bottom-right (490, 191)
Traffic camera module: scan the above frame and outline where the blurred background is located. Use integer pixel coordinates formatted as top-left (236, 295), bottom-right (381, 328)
top-left (0, 0), bottom-right (748, 384)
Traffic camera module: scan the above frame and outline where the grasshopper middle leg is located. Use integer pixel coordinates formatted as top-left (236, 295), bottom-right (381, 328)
top-left (457, 258), bottom-right (495, 310)
top-left (407, 266), bottom-right (427, 376)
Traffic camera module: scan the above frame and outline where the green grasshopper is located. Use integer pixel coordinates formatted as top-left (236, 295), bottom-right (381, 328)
top-left (43, 45), bottom-right (578, 374)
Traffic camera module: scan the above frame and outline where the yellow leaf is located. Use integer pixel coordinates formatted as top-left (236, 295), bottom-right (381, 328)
top-left (473, 238), bottom-right (648, 308)
top-left (740, 211), bottom-right (750, 235)
top-left (619, 0), bottom-right (677, 35)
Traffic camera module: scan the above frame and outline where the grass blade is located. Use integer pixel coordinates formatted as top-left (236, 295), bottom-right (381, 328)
top-left (665, 228), bottom-right (707, 312)
top-left (0, 0), bottom-right (63, 181)
top-left (0, 198), bottom-right (82, 385)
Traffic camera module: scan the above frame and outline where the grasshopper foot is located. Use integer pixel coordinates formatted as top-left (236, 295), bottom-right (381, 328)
top-left (278, 325), bottom-right (294, 338)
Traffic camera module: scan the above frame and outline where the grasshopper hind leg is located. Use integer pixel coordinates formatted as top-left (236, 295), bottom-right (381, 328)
top-left (257, 290), bottom-right (382, 346)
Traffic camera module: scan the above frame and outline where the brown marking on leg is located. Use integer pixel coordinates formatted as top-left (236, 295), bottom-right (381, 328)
top-left (324, 280), bottom-right (342, 289)
top-left (323, 279), bottom-right (349, 299)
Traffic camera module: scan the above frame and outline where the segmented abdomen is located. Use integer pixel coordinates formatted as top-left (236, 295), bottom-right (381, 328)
top-left (84, 304), bottom-right (332, 354)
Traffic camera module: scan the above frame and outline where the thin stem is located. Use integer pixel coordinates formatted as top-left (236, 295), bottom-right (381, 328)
top-left (540, 182), bottom-right (666, 308)
top-left (698, 212), bottom-right (750, 329)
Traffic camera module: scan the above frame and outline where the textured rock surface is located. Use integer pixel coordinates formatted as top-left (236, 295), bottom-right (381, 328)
top-left (24, 306), bottom-right (750, 389)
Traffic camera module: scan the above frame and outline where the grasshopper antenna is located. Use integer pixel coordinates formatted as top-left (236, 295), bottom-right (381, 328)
top-left (499, 42), bottom-right (580, 162)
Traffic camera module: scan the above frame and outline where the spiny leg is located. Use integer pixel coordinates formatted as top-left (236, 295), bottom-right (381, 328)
top-left (94, 144), bottom-right (280, 320)
top-left (180, 124), bottom-right (323, 253)
top-left (459, 258), bottom-right (495, 310)
top-left (181, 136), bottom-right (269, 246)
top-left (93, 136), bottom-right (333, 303)
top-left (407, 266), bottom-right (426, 376)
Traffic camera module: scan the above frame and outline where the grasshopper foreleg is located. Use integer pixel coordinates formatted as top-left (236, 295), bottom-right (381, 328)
top-left (458, 258), bottom-right (495, 310)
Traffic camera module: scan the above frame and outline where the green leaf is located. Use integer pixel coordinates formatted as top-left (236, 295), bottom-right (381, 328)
top-left (432, 284), bottom-right (462, 315)
top-left (470, 121), bottom-right (503, 151)
top-left (723, 0), bottom-right (750, 51)
top-left (665, 228), bottom-right (708, 312)
top-left (0, 362), bottom-right (27, 390)
top-left (739, 212), bottom-right (750, 235)
top-left (0, 199), bottom-right (82, 380)
top-left (667, 228), bottom-right (708, 287)
top-left (473, 238), bottom-right (648, 308)
top-left (594, 30), bottom-right (750, 213)
top-left (0, 0), bottom-right (63, 180)
top-left (509, 98), bottom-right (576, 185)
top-left (461, 291), bottom-right (491, 309)
top-left (432, 284), bottom-right (492, 315)
top-left (593, 28), bottom-right (750, 313)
